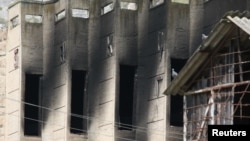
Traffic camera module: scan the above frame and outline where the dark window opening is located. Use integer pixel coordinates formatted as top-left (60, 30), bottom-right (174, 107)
top-left (170, 58), bottom-right (187, 126)
top-left (70, 70), bottom-right (87, 134)
top-left (119, 65), bottom-right (136, 130)
top-left (24, 74), bottom-right (42, 136)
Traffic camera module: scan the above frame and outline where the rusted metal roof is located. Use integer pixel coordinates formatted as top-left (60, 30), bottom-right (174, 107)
top-left (163, 10), bottom-right (250, 96)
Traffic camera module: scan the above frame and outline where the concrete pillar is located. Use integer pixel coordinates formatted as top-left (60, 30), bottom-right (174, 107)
top-left (189, 0), bottom-right (204, 56)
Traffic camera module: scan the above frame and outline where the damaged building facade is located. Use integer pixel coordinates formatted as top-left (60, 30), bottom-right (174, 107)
top-left (3, 0), bottom-right (250, 141)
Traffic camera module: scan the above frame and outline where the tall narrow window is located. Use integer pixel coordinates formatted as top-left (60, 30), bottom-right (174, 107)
top-left (70, 70), bottom-right (87, 134)
top-left (24, 74), bottom-right (42, 136)
top-left (157, 31), bottom-right (165, 52)
top-left (106, 35), bottom-right (113, 56)
top-left (119, 65), bottom-right (136, 130)
top-left (14, 48), bottom-right (19, 69)
top-left (170, 58), bottom-right (187, 126)
top-left (60, 42), bottom-right (66, 63)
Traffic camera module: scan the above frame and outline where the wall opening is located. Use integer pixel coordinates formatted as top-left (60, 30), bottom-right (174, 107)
top-left (24, 74), bottom-right (42, 136)
top-left (170, 58), bottom-right (187, 126)
top-left (119, 65), bottom-right (136, 130)
top-left (70, 70), bottom-right (87, 134)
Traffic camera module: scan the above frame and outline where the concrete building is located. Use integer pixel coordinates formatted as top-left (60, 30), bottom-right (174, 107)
top-left (3, 0), bottom-right (250, 141)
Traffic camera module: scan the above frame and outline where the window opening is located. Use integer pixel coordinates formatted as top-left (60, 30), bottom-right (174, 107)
top-left (120, 2), bottom-right (137, 10)
top-left (171, 0), bottom-right (189, 4)
top-left (10, 16), bottom-right (19, 29)
top-left (25, 15), bottom-right (43, 23)
top-left (24, 74), bottom-right (42, 136)
top-left (150, 0), bottom-right (164, 8)
top-left (14, 48), bottom-right (19, 69)
top-left (157, 31), bottom-right (165, 52)
top-left (55, 10), bottom-right (66, 22)
top-left (156, 78), bottom-right (163, 97)
top-left (72, 9), bottom-right (89, 19)
top-left (170, 58), bottom-right (187, 126)
top-left (70, 70), bottom-right (87, 134)
top-left (157, 30), bottom-right (165, 60)
top-left (106, 35), bottom-right (113, 56)
top-left (60, 42), bottom-right (66, 63)
top-left (101, 3), bottom-right (114, 15)
top-left (119, 65), bottom-right (136, 130)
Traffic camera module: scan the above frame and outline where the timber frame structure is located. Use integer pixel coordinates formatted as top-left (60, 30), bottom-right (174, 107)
top-left (164, 11), bottom-right (250, 141)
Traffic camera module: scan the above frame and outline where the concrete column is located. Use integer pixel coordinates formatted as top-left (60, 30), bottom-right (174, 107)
top-left (189, 0), bottom-right (204, 56)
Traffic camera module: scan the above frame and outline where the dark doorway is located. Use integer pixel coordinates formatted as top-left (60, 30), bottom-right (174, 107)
top-left (24, 74), bottom-right (42, 136)
top-left (119, 65), bottom-right (136, 130)
top-left (70, 70), bottom-right (86, 134)
top-left (170, 58), bottom-right (187, 126)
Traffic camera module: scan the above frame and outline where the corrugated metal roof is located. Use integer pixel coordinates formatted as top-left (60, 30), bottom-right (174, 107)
top-left (163, 10), bottom-right (250, 96)
top-left (227, 11), bottom-right (250, 35)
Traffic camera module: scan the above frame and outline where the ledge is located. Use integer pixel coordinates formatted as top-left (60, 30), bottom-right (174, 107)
top-left (8, 0), bottom-right (59, 9)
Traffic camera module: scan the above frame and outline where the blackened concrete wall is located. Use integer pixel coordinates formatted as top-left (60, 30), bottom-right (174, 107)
top-left (4, 0), bottom-right (250, 141)
top-left (137, 1), bottom-right (169, 141)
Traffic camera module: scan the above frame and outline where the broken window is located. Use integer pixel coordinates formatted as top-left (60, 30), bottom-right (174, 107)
top-left (149, 0), bottom-right (164, 8)
top-left (14, 48), bottom-right (19, 69)
top-left (120, 2), bottom-right (137, 10)
top-left (118, 65), bottom-right (136, 130)
top-left (10, 16), bottom-right (19, 29)
top-left (24, 74), bottom-right (42, 136)
top-left (72, 9), bottom-right (89, 19)
top-left (170, 58), bottom-right (187, 126)
top-left (101, 3), bottom-right (114, 15)
top-left (25, 15), bottom-right (43, 23)
top-left (55, 10), bottom-right (66, 22)
top-left (70, 70), bottom-right (87, 134)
